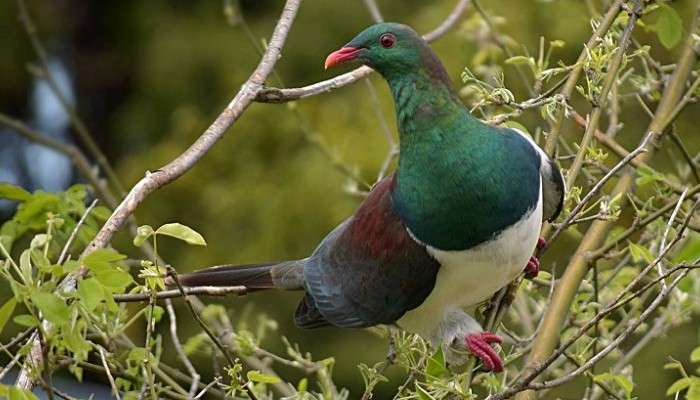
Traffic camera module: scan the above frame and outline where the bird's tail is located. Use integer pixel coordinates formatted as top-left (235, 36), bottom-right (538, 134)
top-left (171, 259), bottom-right (306, 290)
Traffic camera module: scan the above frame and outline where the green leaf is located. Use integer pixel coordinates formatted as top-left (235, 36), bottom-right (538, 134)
top-left (0, 183), bottom-right (31, 201)
top-left (91, 206), bottom-right (113, 221)
top-left (674, 234), bottom-right (700, 263)
top-left (29, 234), bottom-right (49, 249)
top-left (653, 4), bottom-right (683, 49)
top-left (505, 55), bottom-right (534, 66)
top-left (133, 225), bottom-right (154, 247)
top-left (666, 377), bottom-right (693, 395)
top-left (155, 223), bottom-right (207, 246)
top-left (13, 314), bottom-right (39, 327)
top-left (64, 323), bottom-right (91, 356)
top-left (688, 378), bottom-right (700, 400)
top-left (83, 248), bottom-right (127, 271)
top-left (77, 278), bottom-right (104, 311)
top-left (415, 383), bottom-right (435, 400)
top-left (0, 385), bottom-right (40, 400)
top-left (594, 373), bottom-right (633, 396)
top-left (30, 249), bottom-right (51, 273)
top-left (501, 121), bottom-right (531, 137)
top-left (247, 370), bottom-right (281, 384)
top-left (426, 347), bottom-right (449, 378)
top-left (628, 242), bottom-right (654, 264)
top-left (691, 346), bottom-right (700, 363)
top-left (149, 305), bottom-right (164, 323)
top-left (95, 269), bottom-right (134, 291)
top-left (33, 292), bottom-right (71, 325)
top-left (297, 378), bottom-right (308, 393)
top-left (0, 298), bottom-right (17, 336)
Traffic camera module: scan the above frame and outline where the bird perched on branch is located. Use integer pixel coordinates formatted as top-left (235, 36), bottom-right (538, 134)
top-left (174, 22), bottom-right (564, 372)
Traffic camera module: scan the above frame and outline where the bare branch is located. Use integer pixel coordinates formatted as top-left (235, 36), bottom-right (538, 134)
top-left (518, 5), bottom-right (700, 397)
top-left (0, 113), bottom-right (118, 207)
top-left (363, 0), bottom-right (384, 23)
top-left (255, 0), bottom-right (470, 103)
top-left (82, 0), bottom-right (300, 260)
top-left (546, 132), bottom-right (653, 248)
top-left (14, 0), bottom-right (302, 391)
top-left (98, 346), bottom-right (121, 400)
top-left (543, 0), bottom-right (624, 155)
top-left (166, 299), bottom-right (201, 398)
top-left (113, 285), bottom-right (247, 302)
top-left (58, 199), bottom-right (98, 265)
top-left (563, 0), bottom-right (641, 191)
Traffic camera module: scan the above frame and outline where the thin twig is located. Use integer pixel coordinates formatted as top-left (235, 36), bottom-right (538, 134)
top-left (255, 0), bottom-right (470, 103)
top-left (543, 0), bottom-right (624, 155)
top-left (113, 285), bottom-right (247, 302)
top-left (58, 199), bottom-right (98, 265)
top-left (669, 131), bottom-right (700, 183)
top-left (546, 131), bottom-right (653, 248)
top-left (0, 114), bottom-right (118, 207)
top-left (363, 0), bottom-right (384, 22)
top-left (0, 352), bottom-right (22, 382)
top-left (98, 346), bottom-right (121, 400)
top-left (14, 0), bottom-right (303, 391)
top-left (193, 377), bottom-right (221, 400)
top-left (166, 268), bottom-right (258, 400)
top-left (166, 299), bottom-right (201, 398)
top-left (518, 5), bottom-right (700, 397)
top-left (657, 187), bottom-right (689, 290)
top-left (564, 0), bottom-right (642, 190)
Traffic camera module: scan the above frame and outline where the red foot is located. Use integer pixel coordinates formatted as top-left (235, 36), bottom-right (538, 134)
top-left (524, 256), bottom-right (540, 279)
top-left (465, 332), bottom-right (503, 372)
top-left (524, 237), bottom-right (547, 279)
top-left (537, 237), bottom-right (547, 250)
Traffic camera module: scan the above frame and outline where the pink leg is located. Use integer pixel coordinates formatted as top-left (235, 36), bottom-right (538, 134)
top-left (465, 332), bottom-right (503, 372)
top-left (524, 256), bottom-right (540, 278)
top-left (524, 237), bottom-right (547, 279)
top-left (537, 237), bottom-right (547, 250)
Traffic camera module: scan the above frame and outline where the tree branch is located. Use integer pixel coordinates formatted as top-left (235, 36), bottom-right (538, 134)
top-left (516, 6), bottom-right (700, 397)
top-left (113, 286), bottom-right (247, 302)
top-left (254, 0), bottom-right (470, 103)
top-left (14, 0), bottom-right (302, 391)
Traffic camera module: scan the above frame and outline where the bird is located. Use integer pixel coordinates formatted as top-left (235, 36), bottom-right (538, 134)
top-left (174, 22), bottom-right (564, 372)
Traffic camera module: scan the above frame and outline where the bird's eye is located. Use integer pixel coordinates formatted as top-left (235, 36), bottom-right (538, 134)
top-left (379, 33), bottom-right (396, 48)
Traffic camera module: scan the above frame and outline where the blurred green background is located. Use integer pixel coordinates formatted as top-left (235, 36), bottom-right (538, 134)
top-left (1, 0), bottom-right (699, 398)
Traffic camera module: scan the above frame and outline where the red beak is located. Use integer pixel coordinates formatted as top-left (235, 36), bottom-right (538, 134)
top-left (324, 47), bottom-right (362, 69)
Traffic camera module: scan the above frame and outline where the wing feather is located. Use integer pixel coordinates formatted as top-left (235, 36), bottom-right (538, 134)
top-left (509, 129), bottom-right (565, 222)
top-left (302, 174), bottom-right (440, 328)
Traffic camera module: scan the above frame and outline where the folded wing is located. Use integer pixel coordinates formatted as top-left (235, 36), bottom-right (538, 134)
top-left (300, 174), bottom-right (440, 328)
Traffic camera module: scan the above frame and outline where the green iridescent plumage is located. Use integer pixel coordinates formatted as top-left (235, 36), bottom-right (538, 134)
top-left (347, 23), bottom-right (544, 250)
top-left (177, 22), bottom-right (565, 373)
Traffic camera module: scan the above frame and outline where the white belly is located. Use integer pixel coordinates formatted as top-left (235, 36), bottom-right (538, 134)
top-left (397, 189), bottom-right (543, 338)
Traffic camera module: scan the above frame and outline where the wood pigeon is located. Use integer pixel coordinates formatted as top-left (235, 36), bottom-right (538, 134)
top-left (175, 22), bottom-right (565, 372)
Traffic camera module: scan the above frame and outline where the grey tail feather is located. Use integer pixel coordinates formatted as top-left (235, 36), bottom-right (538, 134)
top-left (174, 260), bottom-right (305, 290)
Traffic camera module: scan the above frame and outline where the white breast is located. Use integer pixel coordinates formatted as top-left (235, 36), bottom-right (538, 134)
top-left (397, 185), bottom-right (543, 339)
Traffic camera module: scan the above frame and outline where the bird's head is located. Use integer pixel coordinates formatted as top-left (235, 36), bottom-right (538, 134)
top-left (325, 23), bottom-right (430, 78)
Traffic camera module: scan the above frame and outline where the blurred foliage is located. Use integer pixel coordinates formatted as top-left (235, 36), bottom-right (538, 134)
top-left (1, 0), bottom-right (700, 399)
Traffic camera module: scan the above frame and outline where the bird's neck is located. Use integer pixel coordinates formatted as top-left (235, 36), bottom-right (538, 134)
top-left (385, 67), bottom-right (476, 143)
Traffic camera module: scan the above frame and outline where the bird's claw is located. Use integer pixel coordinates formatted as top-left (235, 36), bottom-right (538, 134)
top-left (524, 256), bottom-right (540, 279)
top-left (465, 332), bottom-right (503, 372)
top-left (537, 236), bottom-right (547, 250)
top-left (524, 237), bottom-right (547, 279)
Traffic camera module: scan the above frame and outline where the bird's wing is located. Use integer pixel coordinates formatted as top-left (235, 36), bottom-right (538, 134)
top-left (301, 174), bottom-right (440, 328)
top-left (510, 128), bottom-right (565, 222)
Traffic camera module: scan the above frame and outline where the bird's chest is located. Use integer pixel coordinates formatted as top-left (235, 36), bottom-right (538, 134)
top-left (394, 135), bottom-right (541, 251)
top-left (397, 191), bottom-right (542, 338)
